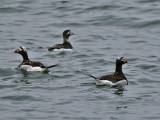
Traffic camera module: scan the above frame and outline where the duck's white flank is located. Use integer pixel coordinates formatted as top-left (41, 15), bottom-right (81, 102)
top-left (20, 65), bottom-right (46, 71)
top-left (95, 79), bottom-right (127, 86)
top-left (54, 48), bottom-right (73, 52)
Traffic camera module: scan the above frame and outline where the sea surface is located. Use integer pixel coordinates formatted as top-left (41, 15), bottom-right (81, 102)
top-left (0, 0), bottom-right (160, 120)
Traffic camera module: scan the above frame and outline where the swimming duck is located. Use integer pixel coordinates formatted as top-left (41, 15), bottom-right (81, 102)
top-left (14, 46), bottom-right (57, 71)
top-left (85, 57), bottom-right (129, 86)
top-left (48, 30), bottom-right (73, 51)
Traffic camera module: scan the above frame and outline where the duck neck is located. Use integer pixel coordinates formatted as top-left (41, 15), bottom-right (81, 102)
top-left (115, 63), bottom-right (123, 75)
top-left (63, 36), bottom-right (69, 43)
top-left (21, 52), bottom-right (30, 62)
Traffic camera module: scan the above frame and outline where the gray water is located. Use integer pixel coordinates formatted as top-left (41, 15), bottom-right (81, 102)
top-left (0, 0), bottom-right (160, 120)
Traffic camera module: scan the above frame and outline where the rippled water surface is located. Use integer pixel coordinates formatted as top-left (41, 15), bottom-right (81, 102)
top-left (0, 0), bottom-right (160, 120)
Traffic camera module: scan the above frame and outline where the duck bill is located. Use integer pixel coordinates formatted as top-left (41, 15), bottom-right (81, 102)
top-left (14, 49), bottom-right (18, 53)
top-left (70, 33), bottom-right (74, 36)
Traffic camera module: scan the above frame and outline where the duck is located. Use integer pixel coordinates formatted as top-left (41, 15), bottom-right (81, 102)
top-left (48, 30), bottom-right (73, 51)
top-left (85, 57), bottom-right (129, 86)
top-left (14, 46), bottom-right (57, 71)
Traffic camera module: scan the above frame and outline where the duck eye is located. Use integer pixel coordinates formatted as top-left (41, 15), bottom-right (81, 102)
top-left (67, 31), bottom-right (71, 35)
top-left (121, 58), bottom-right (126, 62)
top-left (18, 47), bottom-right (22, 51)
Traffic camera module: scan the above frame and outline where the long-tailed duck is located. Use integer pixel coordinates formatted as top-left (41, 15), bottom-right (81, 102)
top-left (85, 57), bottom-right (129, 86)
top-left (14, 46), bottom-right (57, 71)
top-left (48, 30), bottom-right (73, 51)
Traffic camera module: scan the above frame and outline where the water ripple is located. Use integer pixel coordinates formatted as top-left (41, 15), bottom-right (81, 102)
top-left (0, 6), bottom-right (27, 13)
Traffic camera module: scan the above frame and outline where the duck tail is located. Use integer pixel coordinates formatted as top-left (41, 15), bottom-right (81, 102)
top-left (46, 64), bottom-right (57, 69)
top-left (48, 47), bottom-right (54, 51)
top-left (83, 70), bottom-right (97, 79)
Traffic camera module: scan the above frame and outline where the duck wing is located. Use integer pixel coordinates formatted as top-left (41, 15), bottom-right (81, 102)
top-left (48, 44), bottom-right (63, 51)
top-left (100, 75), bottom-right (126, 83)
top-left (22, 61), bottom-right (46, 68)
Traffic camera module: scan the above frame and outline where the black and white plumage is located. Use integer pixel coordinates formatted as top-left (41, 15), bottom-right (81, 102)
top-left (85, 57), bottom-right (129, 86)
top-left (48, 30), bottom-right (73, 51)
top-left (14, 46), bottom-right (57, 71)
